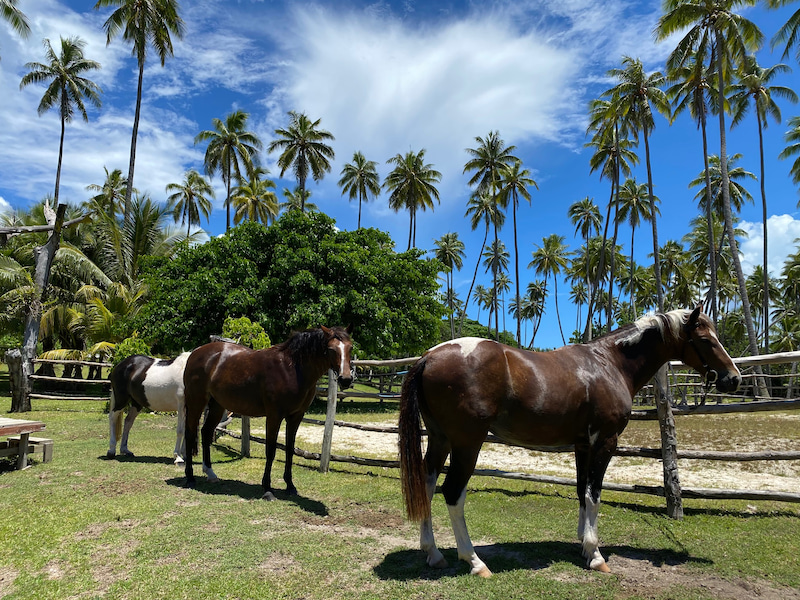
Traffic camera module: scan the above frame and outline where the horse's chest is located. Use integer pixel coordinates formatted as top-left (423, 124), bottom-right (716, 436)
top-left (141, 367), bottom-right (183, 412)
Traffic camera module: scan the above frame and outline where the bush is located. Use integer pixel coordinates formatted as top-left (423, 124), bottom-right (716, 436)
top-left (222, 316), bottom-right (271, 349)
top-left (112, 334), bottom-right (151, 366)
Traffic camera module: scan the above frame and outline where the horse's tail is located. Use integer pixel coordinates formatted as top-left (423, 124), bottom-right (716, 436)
top-left (398, 357), bottom-right (430, 523)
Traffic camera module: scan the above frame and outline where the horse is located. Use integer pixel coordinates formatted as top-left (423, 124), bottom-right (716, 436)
top-left (398, 306), bottom-right (741, 577)
top-left (107, 352), bottom-right (191, 464)
top-left (183, 325), bottom-right (354, 500)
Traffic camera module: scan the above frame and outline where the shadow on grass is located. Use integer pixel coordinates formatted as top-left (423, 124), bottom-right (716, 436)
top-left (374, 540), bottom-right (710, 581)
top-left (97, 454), bottom-right (177, 465)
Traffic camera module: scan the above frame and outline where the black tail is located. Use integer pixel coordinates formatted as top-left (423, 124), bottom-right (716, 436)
top-left (398, 357), bottom-right (430, 522)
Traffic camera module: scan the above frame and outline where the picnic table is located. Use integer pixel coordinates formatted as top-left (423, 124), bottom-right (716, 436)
top-left (0, 417), bottom-right (46, 470)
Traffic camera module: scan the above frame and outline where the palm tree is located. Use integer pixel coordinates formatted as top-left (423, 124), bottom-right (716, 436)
top-left (529, 234), bottom-right (571, 345)
top-left (1, 0), bottom-right (30, 59)
top-left (689, 153), bottom-right (756, 213)
top-left (780, 115), bottom-right (800, 197)
top-left (85, 167), bottom-right (130, 219)
top-left (524, 280), bottom-right (547, 348)
top-left (166, 169), bottom-right (215, 239)
top-left (729, 54), bottom-right (797, 352)
top-left (617, 178), bottom-right (656, 316)
top-left (461, 191), bottom-right (505, 336)
top-left (268, 111), bottom-right (335, 211)
top-left (195, 110), bottom-right (262, 232)
top-left (464, 131), bottom-right (519, 337)
top-left (482, 240), bottom-right (509, 340)
top-left (604, 56), bottom-right (671, 312)
top-left (568, 197), bottom-right (602, 327)
top-left (498, 160), bottom-right (537, 345)
top-left (434, 232), bottom-right (465, 339)
top-left (383, 149), bottom-right (441, 250)
top-left (280, 187), bottom-right (317, 213)
top-left (656, 0), bottom-right (765, 368)
top-left (767, 0), bottom-right (800, 62)
top-left (95, 0), bottom-right (185, 225)
top-left (20, 37), bottom-right (102, 205)
top-left (667, 54), bottom-right (721, 323)
top-left (232, 169), bottom-right (278, 225)
top-left (338, 151), bottom-right (380, 229)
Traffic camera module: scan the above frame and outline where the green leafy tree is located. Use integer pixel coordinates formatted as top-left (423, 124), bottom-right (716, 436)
top-left (268, 111), bottom-right (335, 211)
top-left (20, 36), bottom-right (102, 205)
top-left (134, 212), bottom-right (444, 357)
top-left (95, 0), bottom-right (185, 225)
top-left (222, 316), bottom-right (271, 349)
top-left (780, 115), bottom-right (800, 198)
top-left (338, 151), bottom-right (381, 229)
top-left (195, 110), bottom-right (262, 231)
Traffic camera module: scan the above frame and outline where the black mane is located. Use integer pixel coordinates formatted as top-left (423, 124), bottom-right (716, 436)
top-left (277, 327), bottom-right (350, 363)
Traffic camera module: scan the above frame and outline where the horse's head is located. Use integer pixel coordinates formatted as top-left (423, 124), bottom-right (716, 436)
top-left (321, 324), bottom-right (354, 389)
top-left (681, 305), bottom-right (741, 393)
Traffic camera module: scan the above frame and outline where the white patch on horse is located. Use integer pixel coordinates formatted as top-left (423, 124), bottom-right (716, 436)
top-left (447, 489), bottom-right (491, 576)
top-left (430, 337), bottom-right (489, 359)
top-left (141, 352), bottom-right (190, 412)
top-left (333, 340), bottom-right (348, 376)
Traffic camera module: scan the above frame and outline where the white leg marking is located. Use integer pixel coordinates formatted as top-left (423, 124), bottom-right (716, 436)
top-left (447, 489), bottom-right (491, 577)
top-left (174, 397), bottom-right (185, 464)
top-left (580, 488), bottom-right (607, 571)
top-left (119, 407), bottom-right (139, 456)
top-left (420, 472), bottom-right (447, 568)
top-left (202, 462), bottom-right (219, 483)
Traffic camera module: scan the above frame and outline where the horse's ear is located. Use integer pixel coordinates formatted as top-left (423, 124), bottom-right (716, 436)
top-left (320, 325), bottom-right (332, 336)
top-left (689, 304), bottom-right (703, 328)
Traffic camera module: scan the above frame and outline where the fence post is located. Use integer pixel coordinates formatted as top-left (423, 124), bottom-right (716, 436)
top-left (320, 368), bottom-right (338, 473)
top-left (655, 366), bottom-right (683, 519)
top-left (241, 416), bottom-right (251, 458)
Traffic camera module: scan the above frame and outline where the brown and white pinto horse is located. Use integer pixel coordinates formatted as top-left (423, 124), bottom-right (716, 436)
top-left (183, 325), bottom-right (353, 500)
top-left (399, 306), bottom-right (740, 577)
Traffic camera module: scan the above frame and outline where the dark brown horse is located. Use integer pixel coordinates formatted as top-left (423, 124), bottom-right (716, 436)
top-left (399, 306), bottom-right (740, 577)
top-left (183, 325), bottom-right (353, 500)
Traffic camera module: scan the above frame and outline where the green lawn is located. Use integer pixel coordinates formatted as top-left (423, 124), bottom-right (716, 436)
top-left (1, 396), bottom-right (799, 600)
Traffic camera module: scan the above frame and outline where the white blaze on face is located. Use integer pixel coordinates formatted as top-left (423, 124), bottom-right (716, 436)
top-left (429, 337), bottom-right (488, 358)
top-left (332, 340), bottom-right (349, 376)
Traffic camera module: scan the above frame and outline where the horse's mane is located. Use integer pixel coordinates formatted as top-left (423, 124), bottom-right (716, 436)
top-left (612, 309), bottom-right (693, 347)
top-left (276, 327), bottom-right (350, 363)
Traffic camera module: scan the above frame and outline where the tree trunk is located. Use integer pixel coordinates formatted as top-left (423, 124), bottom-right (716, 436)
top-left (124, 61), bottom-right (145, 228)
top-left (459, 225), bottom-right (489, 337)
top-left (513, 197), bottom-right (522, 346)
top-left (10, 203), bottom-right (67, 412)
top-left (700, 112), bottom-right (719, 325)
top-left (757, 117), bottom-right (769, 355)
top-left (644, 129), bottom-right (663, 312)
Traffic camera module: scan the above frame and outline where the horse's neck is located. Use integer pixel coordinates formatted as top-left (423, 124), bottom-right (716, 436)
top-left (611, 327), bottom-right (681, 393)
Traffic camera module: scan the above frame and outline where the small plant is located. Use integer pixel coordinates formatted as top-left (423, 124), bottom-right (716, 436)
top-left (222, 316), bottom-right (271, 349)
top-left (112, 333), bottom-right (151, 366)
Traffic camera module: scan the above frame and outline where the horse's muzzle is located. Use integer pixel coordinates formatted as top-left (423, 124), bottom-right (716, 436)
top-left (338, 375), bottom-right (353, 390)
top-left (715, 371), bottom-right (741, 393)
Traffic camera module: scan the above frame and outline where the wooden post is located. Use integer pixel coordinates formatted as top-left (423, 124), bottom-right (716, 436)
top-left (320, 369), bottom-right (338, 473)
top-left (241, 416), bottom-right (251, 458)
top-left (655, 365), bottom-right (683, 519)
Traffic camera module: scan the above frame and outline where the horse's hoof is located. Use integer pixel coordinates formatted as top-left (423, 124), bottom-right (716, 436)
top-left (262, 491), bottom-right (277, 501)
top-left (286, 486), bottom-right (298, 496)
top-left (106, 451), bottom-right (116, 458)
top-left (428, 556), bottom-right (448, 569)
top-left (473, 566), bottom-right (493, 578)
top-left (590, 560), bottom-right (611, 573)
top-left (174, 457), bottom-right (185, 465)
top-left (206, 474), bottom-right (219, 483)
top-left (121, 450), bottom-right (135, 457)
top-left (184, 479), bottom-right (196, 489)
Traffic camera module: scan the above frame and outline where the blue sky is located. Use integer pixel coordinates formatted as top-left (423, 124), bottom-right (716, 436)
top-left (1, 0), bottom-right (799, 350)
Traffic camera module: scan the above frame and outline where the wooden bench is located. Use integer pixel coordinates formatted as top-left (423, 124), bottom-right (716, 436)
top-left (0, 417), bottom-right (47, 470)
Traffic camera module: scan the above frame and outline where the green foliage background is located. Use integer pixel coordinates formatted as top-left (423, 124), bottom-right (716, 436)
top-left (133, 212), bottom-right (445, 357)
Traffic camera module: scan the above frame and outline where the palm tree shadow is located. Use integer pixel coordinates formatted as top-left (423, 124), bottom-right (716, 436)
top-left (374, 540), bottom-right (709, 581)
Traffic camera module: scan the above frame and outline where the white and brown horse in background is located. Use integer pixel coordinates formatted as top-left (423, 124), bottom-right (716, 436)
top-left (107, 352), bottom-right (191, 464)
top-left (399, 306), bottom-right (741, 577)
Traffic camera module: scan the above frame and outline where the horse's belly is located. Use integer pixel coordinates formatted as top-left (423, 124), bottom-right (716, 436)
top-left (142, 372), bottom-right (183, 412)
top-left (490, 411), bottom-right (580, 448)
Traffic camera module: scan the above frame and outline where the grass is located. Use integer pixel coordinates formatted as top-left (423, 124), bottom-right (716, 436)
top-left (1, 395), bottom-right (800, 600)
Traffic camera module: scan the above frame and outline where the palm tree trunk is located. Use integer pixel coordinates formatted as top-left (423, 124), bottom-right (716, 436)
top-left (713, 29), bottom-right (767, 398)
top-left (629, 228), bottom-right (636, 316)
top-left (124, 60), bottom-right (145, 228)
top-left (553, 277), bottom-right (565, 345)
top-left (757, 116), bottom-right (769, 354)
top-left (583, 183), bottom-right (615, 342)
top-left (700, 111), bottom-right (719, 325)
top-left (493, 224), bottom-right (499, 340)
top-left (459, 225), bottom-right (490, 337)
top-left (513, 196), bottom-right (522, 346)
top-left (226, 175), bottom-right (232, 232)
top-left (644, 130), bottom-right (663, 312)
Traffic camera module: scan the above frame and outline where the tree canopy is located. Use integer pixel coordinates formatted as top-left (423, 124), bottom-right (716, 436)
top-left (132, 211), bottom-right (444, 357)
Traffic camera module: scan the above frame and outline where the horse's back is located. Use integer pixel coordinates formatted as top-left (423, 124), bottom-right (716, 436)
top-left (109, 354), bottom-right (156, 409)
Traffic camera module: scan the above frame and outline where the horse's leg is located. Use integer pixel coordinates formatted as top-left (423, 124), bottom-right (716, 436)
top-left (119, 406), bottom-right (140, 457)
top-left (183, 392), bottom-right (207, 489)
top-left (107, 399), bottom-right (124, 458)
top-left (442, 443), bottom-right (491, 577)
top-left (282, 413), bottom-right (303, 496)
top-left (174, 395), bottom-right (185, 465)
top-left (574, 444), bottom-right (591, 563)
top-left (578, 434), bottom-right (617, 573)
top-left (200, 399), bottom-right (225, 482)
top-left (420, 434), bottom-right (450, 569)
top-left (261, 414), bottom-right (283, 501)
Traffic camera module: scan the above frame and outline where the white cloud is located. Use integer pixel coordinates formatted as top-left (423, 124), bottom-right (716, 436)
top-left (0, 196), bottom-right (12, 214)
top-left (740, 214), bottom-right (800, 276)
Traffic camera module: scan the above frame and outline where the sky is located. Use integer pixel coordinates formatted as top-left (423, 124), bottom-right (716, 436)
top-left (1, 0), bottom-right (799, 351)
